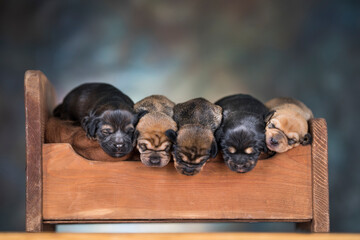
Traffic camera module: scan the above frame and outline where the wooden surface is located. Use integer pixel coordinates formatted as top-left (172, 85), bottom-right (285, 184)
top-left (25, 70), bottom-right (57, 232)
top-left (0, 233), bottom-right (359, 240)
top-left (310, 118), bottom-right (329, 232)
top-left (42, 142), bottom-right (312, 221)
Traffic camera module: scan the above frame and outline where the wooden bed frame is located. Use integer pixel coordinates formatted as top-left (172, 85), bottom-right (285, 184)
top-left (24, 70), bottom-right (329, 232)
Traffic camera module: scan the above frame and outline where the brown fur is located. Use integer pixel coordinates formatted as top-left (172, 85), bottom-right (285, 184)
top-left (265, 97), bottom-right (314, 153)
top-left (45, 117), bottom-right (132, 161)
top-left (134, 95), bottom-right (177, 167)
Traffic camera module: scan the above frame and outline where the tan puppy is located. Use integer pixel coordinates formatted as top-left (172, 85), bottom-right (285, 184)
top-left (134, 95), bottom-right (177, 167)
top-left (45, 117), bottom-right (132, 161)
top-left (265, 97), bottom-right (313, 153)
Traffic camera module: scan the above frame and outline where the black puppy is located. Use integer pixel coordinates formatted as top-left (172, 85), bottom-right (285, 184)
top-left (166, 98), bottom-right (222, 176)
top-left (215, 94), bottom-right (269, 173)
top-left (54, 83), bottom-right (145, 158)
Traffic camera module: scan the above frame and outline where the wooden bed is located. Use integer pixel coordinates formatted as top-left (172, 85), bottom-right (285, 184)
top-left (24, 70), bottom-right (329, 232)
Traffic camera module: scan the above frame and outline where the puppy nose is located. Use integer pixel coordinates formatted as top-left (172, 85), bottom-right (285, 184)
top-left (149, 156), bottom-right (161, 164)
top-left (270, 138), bottom-right (278, 146)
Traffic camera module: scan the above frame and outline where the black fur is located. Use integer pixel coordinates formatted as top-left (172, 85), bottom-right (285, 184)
top-left (53, 83), bottom-right (142, 157)
top-left (215, 94), bottom-right (269, 173)
top-left (165, 129), bottom-right (177, 143)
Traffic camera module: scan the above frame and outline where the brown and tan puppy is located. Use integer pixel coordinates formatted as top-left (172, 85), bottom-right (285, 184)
top-left (265, 97), bottom-right (314, 153)
top-left (134, 95), bottom-right (177, 167)
top-left (165, 98), bottom-right (222, 176)
top-left (45, 117), bottom-right (132, 161)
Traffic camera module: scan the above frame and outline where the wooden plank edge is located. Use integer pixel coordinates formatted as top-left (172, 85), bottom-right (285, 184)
top-left (310, 118), bottom-right (330, 232)
top-left (25, 70), bottom-right (43, 232)
top-left (43, 219), bottom-right (312, 224)
top-left (0, 233), bottom-right (359, 240)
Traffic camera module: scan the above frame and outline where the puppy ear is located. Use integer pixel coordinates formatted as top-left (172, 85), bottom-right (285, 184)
top-left (300, 133), bottom-right (312, 146)
top-left (214, 128), bottom-right (223, 141)
top-left (81, 115), bottom-right (100, 139)
top-left (132, 129), bottom-right (140, 147)
top-left (210, 139), bottom-right (218, 158)
top-left (264, 110), bottom-right (276, 122)
top-left (165, 129), bottom-right (177, 143)
top-left (133, 110), bottom-right (148, 126)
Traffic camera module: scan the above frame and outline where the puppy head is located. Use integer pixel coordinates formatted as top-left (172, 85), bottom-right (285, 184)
top-left (166, 125), bottom-right (217, 176)
top-left (81, 109), bottom-right (146, 157)
top-left (265, 110), bottom-right (311, 153)
top-left (135, 112), bottom-right (177, 167)
top-left (217, 116), bottom-right (266, 173)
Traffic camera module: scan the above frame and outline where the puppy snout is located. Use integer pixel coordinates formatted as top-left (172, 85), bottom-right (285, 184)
top-left (270, 137), bottom-right (279, 146)
top-left (149, 156), bottom-right (161, 164)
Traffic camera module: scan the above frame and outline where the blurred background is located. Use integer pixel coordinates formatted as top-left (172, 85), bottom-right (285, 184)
top-left (0, 0), bottom-right (359, 233)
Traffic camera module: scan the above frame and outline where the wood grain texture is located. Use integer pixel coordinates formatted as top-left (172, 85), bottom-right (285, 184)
top-left (309, 118), bottom-right (330, 232)
top-left (25, 70), bottom-right (56, 232)
top-left (0, 233), bottom-right (359, 240)
top-left (42, 143), bottom-right (312, 221)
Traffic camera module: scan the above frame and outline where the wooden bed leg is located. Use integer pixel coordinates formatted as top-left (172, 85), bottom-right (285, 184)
top-left (296, 118), bottom-right (330, 232)
top-left (25, 70), bottom-right (57, 232)
top-left (310, 118), bottom-right (330, 232)
top-left (298, 119), bottom-right (330, 232)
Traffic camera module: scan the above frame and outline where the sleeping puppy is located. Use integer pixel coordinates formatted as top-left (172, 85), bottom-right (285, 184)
top-left (166, 98), bottom-right (222, 176)
top-left (215, 94), bottom-right (269, 173)
top-left (134, 95), bottom-right (177, 167)
top-left (265, 97), bottom-right (313, 153)
top-left (53, 83), bottom-right (145, 158)
top-left (45, 117), bottom-right (132, 161)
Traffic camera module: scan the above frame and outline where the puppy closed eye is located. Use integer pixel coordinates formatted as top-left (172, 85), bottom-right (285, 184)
top-left (267, 123), bottom-right (275, 129)
top-left (288, 139), bottom-right (297, 145)
top-left (101, 128), bottom-right (113, 135)
top-left (164, 145), bottom-right (171, 152)
top-left (125, 126), bottom-right (135, 134)
top-left (139, 143), bottom-right (147, 151)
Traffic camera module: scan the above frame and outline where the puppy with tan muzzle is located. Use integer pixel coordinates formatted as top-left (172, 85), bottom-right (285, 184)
top-left (265, 97), bottom-right (314, 153)
top-left (215, 94), bottom-right (269, 173)
top-left (134, 95), bottom-right (177, 167)
top-left (165, 98), bottom-right (222, 176)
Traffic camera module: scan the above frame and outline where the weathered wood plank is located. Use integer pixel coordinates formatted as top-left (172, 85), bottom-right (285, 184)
top-left (25, 70), bottom-right (56, 232)
top-left (42, 143), bottom-right (312, 221)
top-left (310, 118), bottom-right (329, 232)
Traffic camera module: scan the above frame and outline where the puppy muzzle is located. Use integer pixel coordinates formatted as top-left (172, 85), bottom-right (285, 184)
top-left (174, 161), bottom-right (203, 176)
top-left (224, 157), bottom-right (257, 173)
top-left (140, 152), bottom-right (171, 167)
top-left (100, 141), bottom-right (133, 157)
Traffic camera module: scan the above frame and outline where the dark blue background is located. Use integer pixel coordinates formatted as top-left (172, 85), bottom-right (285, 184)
top-left (0, 0), bottom-right (359, 232)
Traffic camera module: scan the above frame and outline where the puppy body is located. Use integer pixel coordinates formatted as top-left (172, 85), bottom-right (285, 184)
top-left (53, 83), bottom-right (139, 158)
top-left (265, 97), bottom-right (313, 153)
top-left (134, 95), bottom-right (177, 167)
top-left (166, 98), bottom-right (222, 176)
top-left (215, 94), bottom-right (268, 173)
top-left (45, 117), bottom-right (131, 161)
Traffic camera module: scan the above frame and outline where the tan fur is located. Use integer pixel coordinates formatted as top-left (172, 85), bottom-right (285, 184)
top-left (45, 117), bottom-right (131, 161)
top-left (265, 97), bottom-right (313, 153)
top-left (134, 95), bottom-right (175, 117)
top-left (176, 125), bottom-right (214, 161)
top-left (134, 95), bottom-right (177, 167)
